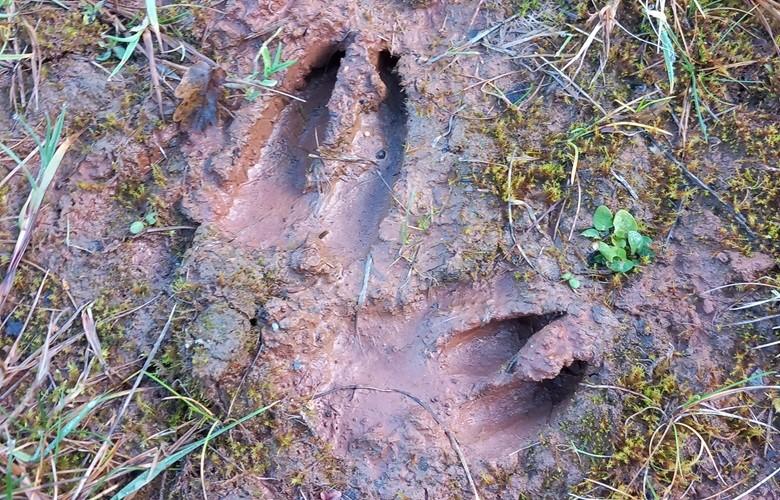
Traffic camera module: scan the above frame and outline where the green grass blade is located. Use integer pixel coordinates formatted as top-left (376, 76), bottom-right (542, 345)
top-left (5, 437), bottom-right (14, 500)
top-left (143, 371), bottom-right (216, 421)
top-left (41, 392), bottom-right (126, 459)
top-left (682, 370), bottom-right (776, 409)
top-left (110, 401), bottom-right (278, 499)
top-left (144, 0), bottom-right (160, 42)
top-left (689, 72), bottom-right (708, 140)
top-left (108, 19), bottom-right (148, 80)
top-left (659, 24), bottom-right (676, 92)
top-left (0, 141), bottom-right (25, 165)
top-left (30, 110), bottom-right (69, 211)
top-left (0, 53), bottom-right (32, 61)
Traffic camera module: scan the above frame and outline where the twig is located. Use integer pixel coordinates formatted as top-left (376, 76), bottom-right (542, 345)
top-left (610, 169), bottom-right (639, 200)
top-left (357, 254), bottom-right (372, 308)
top-left (468, 0), bottom-right (485, 28)
top-left (429, 15), bottom-right (519, 64)
top-left (645, 134), bottom-right (758, 240)
top-left (313, 385), bottom-right (481, 500)
top-left (106, 303), bottom-right (177, 439)
top-left (143, 30), bottom-right (164, 118)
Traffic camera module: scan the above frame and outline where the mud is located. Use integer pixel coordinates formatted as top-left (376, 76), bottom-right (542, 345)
top-left (168, 0), bottom-right (780, 496)
top-left (2, 0), bottom-right (778, 498)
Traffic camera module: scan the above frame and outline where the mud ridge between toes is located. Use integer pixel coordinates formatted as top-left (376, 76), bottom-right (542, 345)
top-left (317, 49), bottom-right (409, 264)
top-left (360, 50), bottom-right (408, 245)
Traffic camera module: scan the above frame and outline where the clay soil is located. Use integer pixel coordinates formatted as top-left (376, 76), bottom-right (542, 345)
top-left (1, 0), bottom-right (779, 499)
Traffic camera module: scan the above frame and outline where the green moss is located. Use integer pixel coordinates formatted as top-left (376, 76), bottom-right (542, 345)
top-left (37, 11), bottom-right (107, 58)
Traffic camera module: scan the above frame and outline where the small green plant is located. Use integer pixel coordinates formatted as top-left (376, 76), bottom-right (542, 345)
top-left (129, 210), bottom-right (157, 234)
top-left (251, 27), bottom-right (296, 88)
top-left (0, 108), bottom-right (72, 310)
top-left (582, 205), bottom-right (654, 273)
top-left (561, 271), bottom-right (581, 290)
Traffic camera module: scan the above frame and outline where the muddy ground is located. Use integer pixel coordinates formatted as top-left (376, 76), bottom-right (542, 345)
top-left (1, 0), bottom-right (779, 498)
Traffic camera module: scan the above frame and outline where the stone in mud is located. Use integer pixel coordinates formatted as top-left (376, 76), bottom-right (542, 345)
top-left (184, 302), bottom-right (253, 401)
top-left (290, 238), bottom-right (340, 277)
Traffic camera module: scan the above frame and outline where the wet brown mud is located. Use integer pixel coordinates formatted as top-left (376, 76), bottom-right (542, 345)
top-left (320, 285), bottom-right (589, 460)
top-left (2, 0), bottom-right (778, 498)
top-left (219, 50), bottom-right (343, 249)
top-left (218, 48), bottom-right (407, 269)
top-left (176, 5), bottom-right (622, 491)
top-left (165, 1), bottom-right (779, 498)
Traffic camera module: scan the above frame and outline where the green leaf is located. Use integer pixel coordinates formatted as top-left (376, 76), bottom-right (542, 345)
top-left (611, 235), bottom-right (627, 249)
top-left (598, 242), bottom-right (626, 263)
top-left (638, 236), bottom-right (655, 258)
top-left (112, 45), bottom-right (126, 60)
top-left (106, 18), bottom-right (148, 80)
top-left (96, 49), bottom-right (113, 62)
top-left (260, 45), bottom-right (272, 79)
top-left (593, 205), bottom-right (613, 231)
top-left (613, 209), bottom-right (638, 238)
top-left (144, 211), bottom-right (157, 225)
top-left (608, 259), bottom-right (635, 273)
top-left (659, 23), bottom-right (676, 92)
top-left (568, 277), bottom-right (581, 289)
top-left (628, 230), bottom-right (644, 255)
top-left (129, 221), bottom-right (146, 234)
top-left (581, 228), bottom-right (601, 239)
top-left (273, 43), bottom-right (283, 66)
top-left (561, 271), bottom-right (573, 280)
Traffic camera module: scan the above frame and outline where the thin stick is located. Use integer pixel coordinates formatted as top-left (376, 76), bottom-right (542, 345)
top-left (646, 134), bottom-right (758, 240)
top-left (313, 385), bottom-right (481, 500)
top-left (143, 30), bottom-right (164, 118)
top-left (568, 177), bottom-right (582, 242)
top-left (106, 303), bottom-right (177, 438)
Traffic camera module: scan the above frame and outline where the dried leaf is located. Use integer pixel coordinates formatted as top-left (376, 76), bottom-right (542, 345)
top-left (173, 61), bottom-right (226, 131)
top-left (82, 304), bottom-right (108, 371)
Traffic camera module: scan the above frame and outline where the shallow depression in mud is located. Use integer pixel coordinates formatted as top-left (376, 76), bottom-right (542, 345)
top-left (220, 47), bottom-right (410, 268)
top-left (219, 48), bottom-right (346, 248)
top-left (453, 359), bottom-right (588, 457)
top-left (321, 300), bottom-right (585, 462)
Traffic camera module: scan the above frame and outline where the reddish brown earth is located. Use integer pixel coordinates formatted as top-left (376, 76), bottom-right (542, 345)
top-left (1, 0), bottom-right (778, 498)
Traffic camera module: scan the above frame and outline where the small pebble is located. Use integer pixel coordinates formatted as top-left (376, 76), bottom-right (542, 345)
top-left (375, 149), bottom-right (386, 160)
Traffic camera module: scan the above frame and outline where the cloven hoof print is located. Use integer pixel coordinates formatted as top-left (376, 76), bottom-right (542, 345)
top-left (1, 0), bottom-right (779, 498)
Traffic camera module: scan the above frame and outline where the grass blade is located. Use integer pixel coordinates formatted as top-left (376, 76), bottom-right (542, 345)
top-left (0, 109), bottom-right (73, 311)
top-left (109, 401), bottom-right (279, 499)
top-left (0, 53), bottom-right (32, 61)
top-left (107, 19), bottom-right (149, 80)
top-left (659, 24), bottom-right (676, 92)
top-left (144, 0), bottom-right (162, 47)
